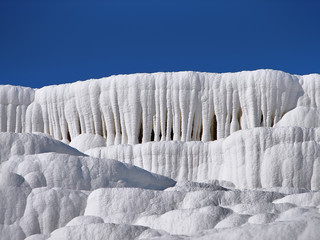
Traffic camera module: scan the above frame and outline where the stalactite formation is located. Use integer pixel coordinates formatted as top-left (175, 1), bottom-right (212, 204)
top-left (2, 69), bottom-right (317, 145)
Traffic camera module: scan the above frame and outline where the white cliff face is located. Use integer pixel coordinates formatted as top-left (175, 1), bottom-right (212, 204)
top-left (1, 70), bottom-right (320, 239)
top-left (0, 85), bottom-right (34, 133)
top-left (2, 70), bottom-right (317, 144)
top-left (86, 127), bottom-right (320, 190)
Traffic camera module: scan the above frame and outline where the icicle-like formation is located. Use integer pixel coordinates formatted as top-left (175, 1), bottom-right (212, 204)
top-left (2, 70), bottom-right (320, 144)
top-left (87, 127), bottom-right (320, 190)
top-left (0, 85), bottom-right (34, 133)
top-left (22, 70), bottom-right (305, 143)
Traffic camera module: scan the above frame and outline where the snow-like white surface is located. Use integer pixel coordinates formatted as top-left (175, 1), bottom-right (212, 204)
top-left (1, 70), bottom-right (320, 239)
top-left (87, 127), bottom-right (320, 190)
top-left (0, 85), bottom-right (34, 133)
top-left (1, 153), bottom-right (175, 191)
top-left (69, 133), bottom-right (106, 152)
top-left (0, 132), bottom-right (84, 164)
top-left (0, 132), bottom-right (174, 239)
top-left (1, 70), bottom-right (318, 144)
top-left (0, 133), bottom-right (175, 191)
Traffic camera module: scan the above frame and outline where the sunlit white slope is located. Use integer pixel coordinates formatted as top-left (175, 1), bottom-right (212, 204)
top-left (0, 133), bottom-right (175, 191)
top-left (0, 132), bottom-right (84, 164)
top-left (81, 183), bottom-right (319, 239)
top-left (0, 133), bottom-right (175, 239)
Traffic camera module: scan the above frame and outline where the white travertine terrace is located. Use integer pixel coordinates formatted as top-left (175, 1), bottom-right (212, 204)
top-left (87, 127), bottom-right (320, 190)
top-left (2, 70), bottom-right (319, 144)
top-left (1, 69), bottom-right (320, 240)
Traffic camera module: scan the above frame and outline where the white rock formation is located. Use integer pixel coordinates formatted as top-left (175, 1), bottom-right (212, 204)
top-left (0, 132), bottom-right (84, 164)
top-left (1, 70), bottom-right (320, 239)
top-left (69, 133), bottom-right (106, 152)
top-left (87, 127), bottom-right (320, 190)
top-left (1, 70), bottom-right (318, 144)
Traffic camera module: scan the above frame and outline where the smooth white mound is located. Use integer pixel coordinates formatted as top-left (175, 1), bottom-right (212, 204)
top-left (1, 152), bottom-right (175, 191)
top-left (66, 216), bottom-right (104, 226)
top-left (0, 172), bottom-right (31, 225)
top-left (84, 186), bottom-right (285, 234)
top-left (0, 172), bottom-right (31, 240)
top-left (20, 187), bottom-right (88, 236)
top-left (48, 223), bottom-right (164, 240)
top-left (80, 184), bottom-right (320, 240)
top-left (69, 133), bottom-right (106, 152)
top-left (0, 133), bottom-right (176, 239)
top-left (187, 209), bottom-right (320, 240)
top-left (273, 192), bottom-right (320, 207)
top-left (0, 132), bottom-right (84, 164)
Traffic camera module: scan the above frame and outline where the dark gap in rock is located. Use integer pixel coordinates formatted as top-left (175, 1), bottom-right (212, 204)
top-left (67, 131), bottom-right (71, 142)
top-left (151, 128), bottom-right (155, 141)
top-left (138, 120), bottom-right (143, 144)
top-left (64, 120), bottom-right (71, 142)
top-left (212, 114), bottom-right (217, 141)
top-left (191, 113), bottom-right (195, 140)
top-left (271, 115), bottom-right (274, 127)
top-left (170, 127), bottom-right (174, 140)
top-left (77, 116), bottom-right (82, 134)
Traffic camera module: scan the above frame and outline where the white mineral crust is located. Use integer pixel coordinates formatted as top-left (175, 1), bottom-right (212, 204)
top-left (1, 70), bottom-right (320, 239)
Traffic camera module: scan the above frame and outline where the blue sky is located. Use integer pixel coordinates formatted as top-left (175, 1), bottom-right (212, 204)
top-left (1, 0), bottom-right (319, 88)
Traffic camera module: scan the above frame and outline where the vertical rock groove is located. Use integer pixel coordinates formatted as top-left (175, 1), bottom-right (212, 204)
top-left (1, 70), bottom-right (313, 144)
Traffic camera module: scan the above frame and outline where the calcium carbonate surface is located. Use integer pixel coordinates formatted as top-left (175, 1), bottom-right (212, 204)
top-left (1, 70), bottom-right (320, 240)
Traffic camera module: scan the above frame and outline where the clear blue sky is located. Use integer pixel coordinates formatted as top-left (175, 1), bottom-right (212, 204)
top-left (1, 0), bottom-right (319, 88)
